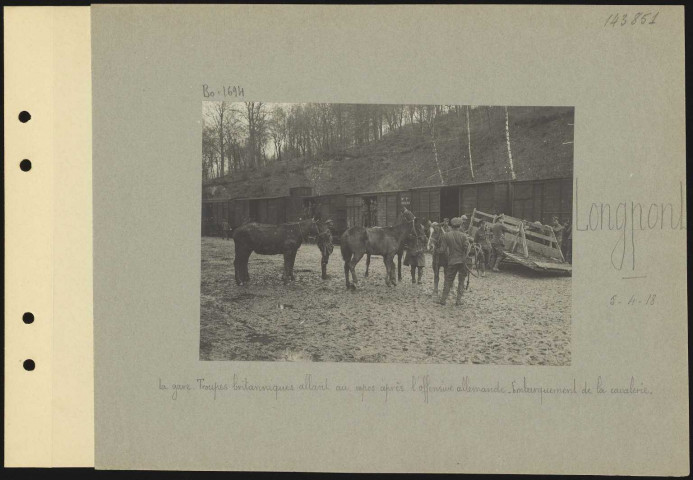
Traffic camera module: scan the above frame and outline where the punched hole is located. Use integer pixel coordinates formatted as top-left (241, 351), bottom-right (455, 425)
top-left (18, 111), bottom-right (31, 123)
top-left (20, 159), bottom-right (32, 172)
top-left (23, 312), bottom-right (34, 324)
top-left (23, 359), bottom-right (35, 371)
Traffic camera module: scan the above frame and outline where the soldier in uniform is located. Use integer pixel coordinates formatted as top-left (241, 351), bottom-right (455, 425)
top-left (399, 205), bottom-right (415, 224)
top-left (438, 217), bottom-right (471, 306)
top-left (550, 216), bottom-right (565, 249)
top-left (490, 214), bottom-right (508, 272)
top-left (316, 222), bottom-right (334, 280)
top-left (442, 218), bottom-right (451, 232)
top-left (403, 223), bottom-right (427, 284)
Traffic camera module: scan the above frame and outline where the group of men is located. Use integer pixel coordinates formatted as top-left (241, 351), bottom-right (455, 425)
top-left (397, 206), bottom-right (509, 306)
top-left (434, 215), bottom-right (507, 306)
top-left (328, 204), bottom-right (570, 307)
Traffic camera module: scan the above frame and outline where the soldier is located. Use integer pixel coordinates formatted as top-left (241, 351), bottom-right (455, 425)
top-left (490, 214), bottom-right (507, 272)
top-left (474, 220), bottom-right (492, 274)
top-left (316, 224), bottom-right (334, 280)
top-left (442, 218), bottom-right (451, 232)
top-left (550, 216), bottom-right (565, 247)
top-left (403, 224), bottom-right (427, 284)
top-left (460, 214), bottom-right (469, 232)
top-left (438, 217), bottom-right (471, 306)
top-left (399, 205), bottom-right (415, 223)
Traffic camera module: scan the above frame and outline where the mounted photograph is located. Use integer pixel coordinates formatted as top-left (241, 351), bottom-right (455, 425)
top-left (200, 103), bottom-right (573, 365)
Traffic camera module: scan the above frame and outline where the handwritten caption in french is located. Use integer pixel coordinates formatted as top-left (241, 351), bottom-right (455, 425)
top-left (158, 374), bottom-right (653, 404)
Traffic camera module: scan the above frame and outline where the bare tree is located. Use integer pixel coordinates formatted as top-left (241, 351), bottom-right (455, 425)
top-left (268, 105), bottom-right (287, 161)
top-left (204, 102), bottom-right (231, 177)
top-left (242, 102), bottom-right (268, 169)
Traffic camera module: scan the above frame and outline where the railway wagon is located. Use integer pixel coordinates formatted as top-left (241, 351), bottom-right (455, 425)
top-left (304, 194), bottom-right (348, 236)
top-left (202, 192), bottom-right (313, 237)
top-left (247, 196), bottom-right (287, 224)
top-left (202, 197), bottom-right (233, 236)
top-left (245, 194), bottom-right (308, 225)
top-left (510, 178), bottom-right (572, 224)
top-left (202, 176), bottom-right (573, 237)
top-left (416, 178), bottom-right (572, 225)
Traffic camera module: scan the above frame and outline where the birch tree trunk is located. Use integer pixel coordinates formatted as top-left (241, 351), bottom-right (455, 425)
top-left (466, 105), bottom-right (474, 180)
top-left (429, 110), bottom-right (444, 185)
top-left (504, 106), bottom-right (516, 180)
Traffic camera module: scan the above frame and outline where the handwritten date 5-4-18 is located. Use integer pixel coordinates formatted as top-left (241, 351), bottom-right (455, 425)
top-left (604, 12), bottom-right (659, 27)
top-left (610, 294), bottom-right (656, 306)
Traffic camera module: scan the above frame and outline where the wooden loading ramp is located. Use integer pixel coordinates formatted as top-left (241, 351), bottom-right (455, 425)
top-left (467, 209), bottom-right (572, 276)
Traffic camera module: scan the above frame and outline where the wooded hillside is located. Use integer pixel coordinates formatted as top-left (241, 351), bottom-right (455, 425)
top-left (202, 104), bottom-right (574, 199)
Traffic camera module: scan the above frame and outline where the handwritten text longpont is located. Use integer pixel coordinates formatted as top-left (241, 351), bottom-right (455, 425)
top-left (574, 178), bottom-right (686, 271)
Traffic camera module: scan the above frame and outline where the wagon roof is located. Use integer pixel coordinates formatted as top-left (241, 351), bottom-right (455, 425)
top-left (236, 195), bottom-right (291, 201)
top-left (344, 189), bottom-right (407, 197)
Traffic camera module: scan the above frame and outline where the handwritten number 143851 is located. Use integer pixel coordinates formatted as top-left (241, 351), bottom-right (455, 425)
top-left (604, 12), bottom-right (659, 27)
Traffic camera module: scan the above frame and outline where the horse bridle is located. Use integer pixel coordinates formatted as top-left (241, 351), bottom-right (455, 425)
top-left (297, 218), bottom-right (324, 243)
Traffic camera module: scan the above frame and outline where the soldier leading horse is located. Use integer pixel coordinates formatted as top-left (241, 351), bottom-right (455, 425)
top-left (233, 218), bottom-right (331, 285)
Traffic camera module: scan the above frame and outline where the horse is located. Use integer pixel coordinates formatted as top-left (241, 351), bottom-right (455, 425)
top-left (340, 219), bottom-right (418, 290)
top-left (428, 224), bottom-right (476, 294)
top-left (232, 217), bottom-right (331, 285)
top-left (364, 218), bottom-right (431, 282)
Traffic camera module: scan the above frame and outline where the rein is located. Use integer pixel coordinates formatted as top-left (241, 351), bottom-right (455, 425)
top-left (296, 218), bottom-right (327, 244)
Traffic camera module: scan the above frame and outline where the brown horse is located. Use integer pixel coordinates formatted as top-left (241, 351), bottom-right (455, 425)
top-left (364, 219), bottom-right (431, 282)
top-left (233, 218), bottom-right (330, 285)
top-left (340, 220), bottom-right (417, 289)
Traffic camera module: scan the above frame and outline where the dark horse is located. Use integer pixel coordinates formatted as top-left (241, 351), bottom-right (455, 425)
top-left (364, 218), bottom-right (431, 282)
top-left (340, 220), bottom-right (417, 289)
top-left (428, 223), bottom-right (476, 294)
top-left (233, 218), bottom-right (330, 285)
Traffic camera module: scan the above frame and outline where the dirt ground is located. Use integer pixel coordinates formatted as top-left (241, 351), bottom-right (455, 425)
top-left (200, 237), bottom-right (571, 365)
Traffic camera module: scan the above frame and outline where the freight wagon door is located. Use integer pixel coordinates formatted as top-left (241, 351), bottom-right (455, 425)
top-left (460, 185), bottom-right (477, 217)
top-left (285, 197), bottom-right (303, 222)
top-left (256, 200), bottom-right (268, 223)
top-left (329, 195), bottom-right (347, 233)
top-left (377, 195), bottom-right (387, 227)
top-left (440, 186), bottom-right (459, 220)
top-left (412, 189), bottom-right (440, 222)
top-left (494, 183), bottom-right (510, 215)
top-left (234, 201), bottom-right (248, 228)
top-left (249, 200), bottom-right (259, 222)
top-left (363, 196), bottom-right (377, 227)
top-left (541, 180), bottom-right (568, 223)
top-left (267, 198), bottom-right (286, 224)
top-left (386, 193), bottom-right (397, 226)
top-left (477, 184), bottom-right (495, 213)
top-left (511, 183), bottom-right (534, 220)
top-left (345, 196), bottom-right (362, 228)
